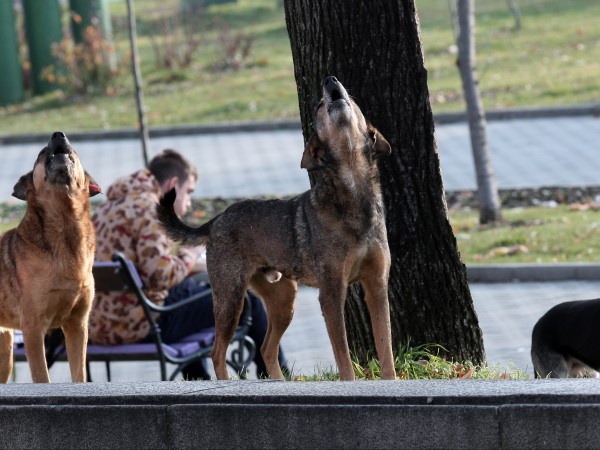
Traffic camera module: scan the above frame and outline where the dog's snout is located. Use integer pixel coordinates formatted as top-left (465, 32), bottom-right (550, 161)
top-left (323, 76), bottom-right (346, 104)
top-left (48, 131), bottom-right (71, 155)
top-left (324, 76), bottom-right (339, 88)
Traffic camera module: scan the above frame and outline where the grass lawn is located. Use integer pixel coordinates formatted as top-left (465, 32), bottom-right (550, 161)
top-left (451, 204), bottom-right (600, 264)
top-left (0, 0), bottom-right (598, 135)
top-left (292, 343), bottom-right (528, 380)
top-left (3, 201), bottom-right (600, 266)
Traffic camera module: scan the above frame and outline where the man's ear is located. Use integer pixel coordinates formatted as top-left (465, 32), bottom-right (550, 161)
top-left (301, 133), bottom-right (327, 171)
top-left (162, 176), bottom-right (179, 193)
top-left (12, 171), bottom-right (33, 201)
top-left (86, 171), bottom-right (102, 197)
top-left (367, 122), bottom-right (392, 157)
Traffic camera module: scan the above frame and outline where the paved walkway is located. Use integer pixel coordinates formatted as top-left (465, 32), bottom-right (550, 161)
top-left (1, 113), bottom-right (599, 203)
top-left (13, 281), bottom-right (600, 382)
top-left (4, 108), bottom-right (600, 381)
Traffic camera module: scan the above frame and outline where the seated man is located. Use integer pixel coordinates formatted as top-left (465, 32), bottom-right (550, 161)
top-left (89, 149), bottom-right (287, 379)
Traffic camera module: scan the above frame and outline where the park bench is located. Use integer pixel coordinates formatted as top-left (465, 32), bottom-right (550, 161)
top-left (13, 252), bottom-right (256, 381)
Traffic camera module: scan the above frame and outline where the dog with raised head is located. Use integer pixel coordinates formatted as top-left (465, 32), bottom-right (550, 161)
top-left (531, 298), bottom-right (600, 378)
top-left (157, 76), bottom-right (395, 380)
top-left (0, 132), bottom-right (101, 383)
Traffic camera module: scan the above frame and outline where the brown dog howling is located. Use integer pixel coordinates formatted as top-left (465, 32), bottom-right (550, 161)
top-left (0, 132), bottom-right (101, 383)
top-left (158, 76), bottom-right (395, 381)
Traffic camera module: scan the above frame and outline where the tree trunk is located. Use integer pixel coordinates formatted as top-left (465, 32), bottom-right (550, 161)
top-left (284, 0), bottom-right (485, 366)
top-left (507, 0), bottom-right (522, 31)
top-left (457, 0), bottom-right (502, 224)
top-left (126, 0), bottom-right (150, 167)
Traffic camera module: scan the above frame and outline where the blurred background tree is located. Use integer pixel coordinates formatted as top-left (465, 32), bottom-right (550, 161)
top-left (0, 0), bottom-right (597, 131)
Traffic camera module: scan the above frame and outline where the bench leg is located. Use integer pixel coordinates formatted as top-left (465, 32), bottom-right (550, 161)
top-left (105, 361), bottom-right (112, 382)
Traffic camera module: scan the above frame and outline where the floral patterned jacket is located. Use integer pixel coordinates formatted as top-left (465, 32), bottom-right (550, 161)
top-left (88, 169), bottom-right (199, 345)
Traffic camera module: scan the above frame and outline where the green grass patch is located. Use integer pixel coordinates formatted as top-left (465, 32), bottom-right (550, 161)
top-left (451, 204), bottom-right (600, 264)
top-left (1, 0), bottom-right (599, 135)
top-left (289, 343), bottom-right (528, 381)
top-left (3, 202), bottom-right (600, 265)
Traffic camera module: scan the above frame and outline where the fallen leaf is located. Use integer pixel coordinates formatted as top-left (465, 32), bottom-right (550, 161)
top-left (484, 245), bottom-right (529, 259)
top-left (459, 368), bottom-right (474, 379)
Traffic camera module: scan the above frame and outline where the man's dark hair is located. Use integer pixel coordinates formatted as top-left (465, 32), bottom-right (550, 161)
top-left (148, 149), bottom-right (197, 186)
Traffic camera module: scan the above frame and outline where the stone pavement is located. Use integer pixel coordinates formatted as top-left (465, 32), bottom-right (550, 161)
top-left (3, 106), bottom-right (600, 382)
top-left (1, 107), bottom-right (599, 202)
top-left (12, 281), bottom-right (600, 382)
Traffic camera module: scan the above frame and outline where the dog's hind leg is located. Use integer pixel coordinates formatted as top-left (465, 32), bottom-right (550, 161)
top-left (531, 344), bottom-right (569, 378)
top-left (531, 322), bottom-right (571, 378)
top-left (210, 277), bottom-right (248, 380)
top-left (250, 275), bottom-right (297, 380)
top-left (0, 328), bottom-right (14, 383)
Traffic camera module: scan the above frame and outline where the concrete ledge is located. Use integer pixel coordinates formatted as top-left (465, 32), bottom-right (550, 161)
top-left (1, 380), bottom-right (600, 449)
top-left (467, 263), bottom-right (600, 283)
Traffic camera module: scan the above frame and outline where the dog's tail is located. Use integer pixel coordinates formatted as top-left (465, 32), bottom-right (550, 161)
top-left (156, 188), bottom-right (213, 247)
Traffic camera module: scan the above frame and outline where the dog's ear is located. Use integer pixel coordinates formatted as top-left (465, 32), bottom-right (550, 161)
top-left (301, 133), bottom-right (327, 171)
top-left (367, 123), bottom-right (392, 157)
top-left (12, 172), bottom-right (34, 201)
top-left (85, 171), bottom-right (102, 197)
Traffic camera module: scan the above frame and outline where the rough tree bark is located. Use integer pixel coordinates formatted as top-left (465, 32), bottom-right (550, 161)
top-left (284, 0), bottom-right (485, 366)
top-left (457, 0), bottom-right (502, 224)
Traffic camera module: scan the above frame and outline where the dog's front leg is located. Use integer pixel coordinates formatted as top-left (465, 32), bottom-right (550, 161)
top-left (22, 328), bottom-right (50, 383)
top-left (319, 280), bottom-right (355, 381)
top-left (62, 321), bottom-right (88, 383)
top-left (361, 276), bottom-right (395, 380)
top-left (0, 329), bottom-right (14, 383)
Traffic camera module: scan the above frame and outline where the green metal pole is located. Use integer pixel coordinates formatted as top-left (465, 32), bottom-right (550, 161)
top-left (69, 0), bottom-right (112, 44)
top-left (23, 0), bottom-right (63, 96)
top-left (0, 0), bottom-right (24, 105)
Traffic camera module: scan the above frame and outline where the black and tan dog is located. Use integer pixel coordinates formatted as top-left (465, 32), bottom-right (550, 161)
top-left (158, 76), bottom-right (395, 380)
top-left (0, 132), bottom-right (101, 383)
top-left (531, 298), bottom-right (600, 378)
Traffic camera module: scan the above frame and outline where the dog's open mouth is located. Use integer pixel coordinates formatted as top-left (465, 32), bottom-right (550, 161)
top-left (323, 76), bottom-right (348, 102)
top-left (47, 145), bottom-right (75, 167)
top-left (53, 145), bottom-right (70, 157)
top-left (47, 132), bottom-right (75, 164)
top-left (330, 87), bottom-right (343, 103)
top-left (323, 80), bottom-right (352, 123)
top-left (44, 132), bottom-right (78, 184)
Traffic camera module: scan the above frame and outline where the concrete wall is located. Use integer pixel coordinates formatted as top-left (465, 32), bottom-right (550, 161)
top-left (1, 379), bottom-right (600, 449)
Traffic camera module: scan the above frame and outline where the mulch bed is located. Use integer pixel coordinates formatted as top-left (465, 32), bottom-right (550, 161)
top-left (446, 186), bottom-right (600, 210)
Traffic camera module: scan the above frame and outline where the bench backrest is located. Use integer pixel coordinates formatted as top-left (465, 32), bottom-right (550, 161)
top-left (92, 260), bottom-right (143, 292)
